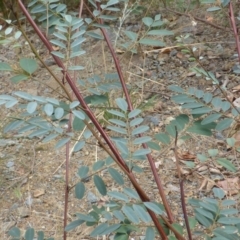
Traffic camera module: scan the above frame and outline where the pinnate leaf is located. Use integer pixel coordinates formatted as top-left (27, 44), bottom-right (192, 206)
top-left (142, 17), bottom-right (153, 26)
top-left (75, 182), bottom-right (85, 199)
top-left (65, 219), bottom-right (84, 232)
top-left (145, 227), bottom-right (155, 240)
top-left (73, 110), bottom-right (85, 120)
top-left (217, 158), bottom-right (237, 172)
top-left (144, 202), bottom-right (164, 214)
top-left (55, 137), bottom-right (71, 149)
top-left (25, 228), bottom-right (34, 240)
top-left (147, 29), bottom-right (173, 36)
top-left (132, 125), bottom-right (149, 135)
top-left (0, 62), bottom-right (13, 71)
top-left (20, 58), bottom-right (38, 74)
top-left (90, 223), bottom-right (108, 237)
top-left (27, 102), bottom-right (37, 114)
top-left (108, 167), bottom-right (124, 185)
top-left (94, 175), bottom-right (107, 195)
top-left (78, 166), bottom-right (89, 179)
top-left (122, 205), bottom-right (139, 223)
top-left (138, 38), bottom-right (165, 47)
top-left (128, 109), bottom-right (141, 118)
top-left (116, 98), bottom-right (128, 112)
top-left (8, 227), bottom-right (21, 237)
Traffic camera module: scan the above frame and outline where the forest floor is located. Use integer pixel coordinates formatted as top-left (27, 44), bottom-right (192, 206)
top-left (0, 2), bottom-right (240, 240)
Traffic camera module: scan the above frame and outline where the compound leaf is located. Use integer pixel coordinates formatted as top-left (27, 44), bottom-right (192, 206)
top-left (65, 219), bottom-right (85, 232)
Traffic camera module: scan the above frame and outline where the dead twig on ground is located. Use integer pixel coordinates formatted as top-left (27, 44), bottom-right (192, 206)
top-left (165, 7), bottom-right (230, 31)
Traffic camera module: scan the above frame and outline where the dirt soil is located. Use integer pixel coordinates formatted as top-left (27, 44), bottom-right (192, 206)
top-left (1, 4), bottom-right (240, 240)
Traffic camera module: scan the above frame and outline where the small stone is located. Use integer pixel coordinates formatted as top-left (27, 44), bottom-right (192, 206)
top-left (215, 132), bottom-right (225, 140)
top-left (169, 49), bottom-right (177, 57)
top-left (0, 139), bottom-right (17, 147)
top-left (166, 183), bottom-right (180, 192)
top-left (16, 144), bottom-right (23, 152)
top-left (210, 174), bottom-right (224, 180)
top-left (87, 191), bottom-right (98, 204)
top-left (53, 175), bottom-right (63, 180)
top-left (181, 26), bottom-right (196, 33)
top-left (17, 207), bottom-right (30, 218)
top-left (34, 199), bottom-right (42, 204)
top-left (152, 54), bottom-right (158, 60)
top-left (200, 58), bottom-right (210, 66)
top-left (187, 72), bottom-right (196, 77)
top-left (9, 167), bottom-right (15, 172)
top-left (232, 64), bottom-right (240, 74)
top-left (34, 188), bottom-right (45, 198)
top-left (144, 115), bottom-right (161, 126)
top-left (198, 165), bottom-right (208, 172)
top-left (6, 161), bottom-right (14, 168)
top-left (25, 196), bottom-right (33, 206)
top-left (0, 152), bottom-right (6, 158)
top-left (10, 203), bottom-right (19, 210)
top-left (159, 61), bottom-right (165, 66)
top-left (224, 62), bottom-right (234, 71)
top-left (158, 73), bottom-right (164, 78)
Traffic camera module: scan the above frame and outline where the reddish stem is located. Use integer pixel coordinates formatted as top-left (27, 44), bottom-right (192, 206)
top-left (229, 2), bottom-right (240, 64)
top-left (174, 129), bottom-right (192, 240)
top-left (17, 0), bottom-right (178, 238)
top-left (97, 3), bottom-right (174, 223)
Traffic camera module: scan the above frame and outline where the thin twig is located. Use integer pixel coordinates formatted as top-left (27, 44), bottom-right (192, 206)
top-left (63, 1), bottom-right (84, 239)
top-left (165, 7), bottom-right (230, 31)
top-left (173, 127), bottom-right (192, 240)
top-left (17, 0), bottom-right (183, 238)
top-left (228, 2), bottom-right (240, 64)
top-left (96, 1), bottom-right (174, 225)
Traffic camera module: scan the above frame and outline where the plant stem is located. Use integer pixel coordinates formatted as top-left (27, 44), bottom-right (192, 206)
top-left (173, 128), bottom-right (192, 240)
top-left (17, 0), bottom-right (180, 238)
top-left (97, 2), bottom-right (174, 224)
top-left (228, 2), bottom-right (240, 64)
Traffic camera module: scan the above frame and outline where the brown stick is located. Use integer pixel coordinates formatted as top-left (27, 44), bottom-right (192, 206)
top-left (165, 7), bottom-right (230, 31)
top-left (228, 2), bottom-right (240, 64)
